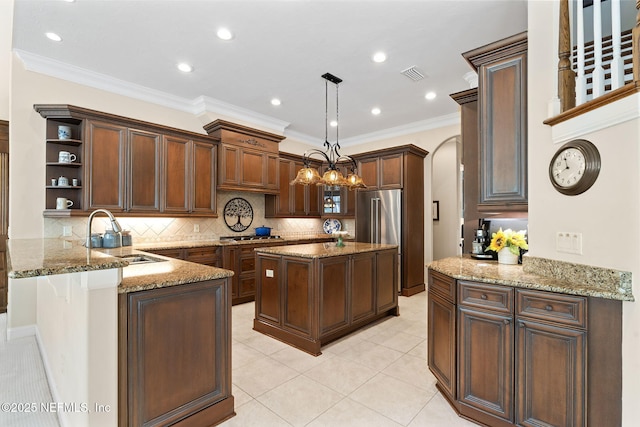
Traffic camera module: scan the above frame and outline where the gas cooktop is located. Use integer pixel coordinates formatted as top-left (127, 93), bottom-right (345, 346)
top-left (219, 235), bottom-right (282, 241)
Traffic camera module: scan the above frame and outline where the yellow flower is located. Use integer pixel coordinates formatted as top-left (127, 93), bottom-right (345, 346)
top-left (486, 228), bottom-right (528, 253)
top-left (487, 229), bottom-right (506, 251)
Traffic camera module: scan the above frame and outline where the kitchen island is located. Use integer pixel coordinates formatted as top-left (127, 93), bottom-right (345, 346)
top-left (6, 239), bottom-right (235, 427)
top-left (253, 242), bottom-right (399, 355)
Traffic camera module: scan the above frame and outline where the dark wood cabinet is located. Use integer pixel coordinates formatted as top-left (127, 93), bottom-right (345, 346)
top-left (255, 246), bottom-right (399, 355)
top-left (463, 32), bottom-right (528, 212)
top-left (356, 153), bottom-right (403, 190)
top-left (427, 269), bottom-right (623, 427)
top-left (265, 153), bottom-right (322, 218)
top-left (144, 246), bottom-right (222, 268)
top-left (36, 105), bottom-right (219, 217)
top-left (320, 163), bottom-right (356, 218)
top-left (118, 279), bottom-right (234, 427)
top-left (204, 120), bottom-right (284, 195)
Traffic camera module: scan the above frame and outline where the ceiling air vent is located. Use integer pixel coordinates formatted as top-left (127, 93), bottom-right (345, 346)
top-left (401, 66), bottom-right (426, 82)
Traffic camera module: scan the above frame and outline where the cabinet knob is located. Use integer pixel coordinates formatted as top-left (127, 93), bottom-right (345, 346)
top-left (503, 319), bottom-right (510, 325)
top-left (481, 294), bottom-right (488, 300)
top-left (518, 321), bottom-right (525, 328)
top-left (545, 305), bottom-right (553, 311)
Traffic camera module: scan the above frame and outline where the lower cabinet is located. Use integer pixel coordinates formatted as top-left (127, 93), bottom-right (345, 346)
top-left (427, 268), bottom-right (622, 427)
top-left (144, 246), bottom-right (222, 267)
top-left (118, 279), bottom-right (234, 427)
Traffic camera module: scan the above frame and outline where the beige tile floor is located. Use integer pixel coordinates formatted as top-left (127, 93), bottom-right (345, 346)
top-left (0, 291), bottom-right (477, 427)
top-left (221, 292), bottom-right (477, 427)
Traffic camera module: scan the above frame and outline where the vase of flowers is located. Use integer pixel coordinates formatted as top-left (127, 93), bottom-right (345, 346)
top-left (486, 228), bottom-right (528, 265)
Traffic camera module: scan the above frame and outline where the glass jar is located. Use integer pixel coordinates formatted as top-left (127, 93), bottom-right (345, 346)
top-left (102, 229), bottom-right (122, 248)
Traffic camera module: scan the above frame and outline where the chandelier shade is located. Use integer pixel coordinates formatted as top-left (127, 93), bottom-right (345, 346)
top-left (290, 73), bottom-right (366, 190)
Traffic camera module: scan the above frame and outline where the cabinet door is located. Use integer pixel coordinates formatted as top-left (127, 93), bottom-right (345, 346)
top-left (276, 158), bottom-right (293, 215)
top-left (292, 160), bottom-right (307, 216)
top-left (162, 135), bottom-right (190, 213)
top-left (282, 257), bottom-right (313, 337)
top-left (428, 291), bottom-right (456, 400)
top-left (306, 171), bottom-right (321, 216)
top-left (128, 129), bottom-right (161, 212)
top-left (376, 249), bottom-right (397, 313)
top-left (192, 141), bottom-right (216, 214)
top-left (255, 255), bottom-right (281, 324)
top-left (516, 319), bottom-right (585, 427)
top-left (319, 256), bottom-right (350, 336)
top-left (379, 153), bottom-right (403, 189)
top-left (240, 148), bottom-right (265, 188)
top-left (351, 252), bottom-right (376, 322)
top-left (265, 153), bottom-right (279, 190)
top-left (223, 246), bottom-right (239, 301)
top-left (218, 143), bottom-right (240, 187)
top-left (357, 157), bottom-right (379, 189)
top-left (86, 120), bottom-right (126, 211)
top-left (458, 306), bottom-right (513, 422)
top-left (479, 51), bottom-right (527, 209)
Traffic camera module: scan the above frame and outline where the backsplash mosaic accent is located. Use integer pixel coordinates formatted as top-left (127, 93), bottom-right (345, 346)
top-left (44, 192), bottom-right (355, 243)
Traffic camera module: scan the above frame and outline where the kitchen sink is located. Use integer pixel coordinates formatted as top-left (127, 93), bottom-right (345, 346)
top-left (118, 254), bottom-right (167, 265)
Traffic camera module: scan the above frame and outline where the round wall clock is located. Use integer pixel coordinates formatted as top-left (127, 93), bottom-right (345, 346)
top-left (223, 197), bottom-right (253, 232)
top-left (549, 139), bottom-right (601, 196)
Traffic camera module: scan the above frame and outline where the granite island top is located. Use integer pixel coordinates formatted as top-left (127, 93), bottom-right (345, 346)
top-left (7, 238), bottom-right (234, 294)
top-left (429, 255), bottom-right (634, 302)
top-left (255, 241), bottom-right (398, 259)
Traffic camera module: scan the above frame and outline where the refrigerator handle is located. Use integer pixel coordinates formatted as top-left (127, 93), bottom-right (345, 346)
top-left (375, 198), bottom-right (381, 244)
top-left (370, 198), bottom-right (376, 244)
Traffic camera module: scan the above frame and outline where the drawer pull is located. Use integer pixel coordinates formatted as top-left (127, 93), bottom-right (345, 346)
top-left (481, 294), bottom-right (488, 300)
top-left (545, 305), bottom-right (553, 311)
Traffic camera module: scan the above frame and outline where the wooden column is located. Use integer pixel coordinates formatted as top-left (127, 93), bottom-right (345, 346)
top-left (634, 0), bottom-right (640, 83)
top-left (558, 0), bottom-right (576, 111)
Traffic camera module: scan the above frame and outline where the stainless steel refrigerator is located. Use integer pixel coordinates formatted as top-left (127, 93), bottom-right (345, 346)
top-left (355, 189), bottom-right (402, 291)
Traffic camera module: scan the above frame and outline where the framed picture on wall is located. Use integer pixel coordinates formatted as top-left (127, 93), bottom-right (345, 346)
top-left (432, 201), bottom-right (439, 221)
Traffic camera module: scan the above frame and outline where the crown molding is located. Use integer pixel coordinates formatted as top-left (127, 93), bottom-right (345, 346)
top-left (193, 96), bottom-right (289, 135)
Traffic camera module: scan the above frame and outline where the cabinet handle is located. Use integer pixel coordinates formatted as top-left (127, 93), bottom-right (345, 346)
top-left (518, 321), bottom-right (525, 328)
top-left (503, 319), bottom-right (510, 325)
top-left (481, 294), bottom-right (488, 300)
top-left (545, 305), bottom-right (553, 311)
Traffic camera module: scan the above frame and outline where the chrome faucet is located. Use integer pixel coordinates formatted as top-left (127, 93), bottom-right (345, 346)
top-left (85, 209), bottom-right (123, 249)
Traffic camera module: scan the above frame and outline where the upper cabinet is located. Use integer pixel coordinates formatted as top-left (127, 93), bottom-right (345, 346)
top-left (356, 152), bottom-right (404, 190)
top-left (203, 120), bottom-right (284, 195)
top-left (36, 104), bottom-right (218, 217)
top-left (265, 153), bottom-right (322, 218)
top-left (463, 32), bottom-right (528, 212)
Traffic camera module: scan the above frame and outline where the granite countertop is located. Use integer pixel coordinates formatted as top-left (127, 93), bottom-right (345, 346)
top-left (255, 241), bottom-right (398, 259)
top-left (428, 255), bottom-right (634, 302)
top-left (7, 239), bottom-right (234, 294)
top-left (133, 234), bottom-right (336, 251)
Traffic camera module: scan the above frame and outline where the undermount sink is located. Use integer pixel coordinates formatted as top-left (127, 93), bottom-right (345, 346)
top-left (118, 254), bottom-right (167, 265)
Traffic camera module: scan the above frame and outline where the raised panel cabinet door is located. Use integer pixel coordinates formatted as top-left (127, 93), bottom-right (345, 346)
top-left (379, 153), bottom-right (403, 189)
top-left (162, 135), bottom-right (190, 213)
top-left (458, 306), bottom-right (514, 422)
top-left (125, 279), bottom-right (231, 427)
top-left (86, 120), bottom-right (126, 211)
top-left (255, 255), bottom-right (281, 324)
top-left (428, 291), bottom-right (456, 400)
top-left (240, 149), bottom-right (266, 187)
top-left (277, 158), bottom-right (293, 215)
top-left (265, 153), bottom-right (279, 190)
top-left (479, 51), bottom-right (527, 207)
top-left (192, 141), bottom-right (216, 214)
top-left (318, 256), bottom-right (349, 336)
top-left (351, 252), bottom-right (376, 322)
top-left (292, 161), bottom-right (307, 216)
top-left (218, 144), bottom-right (240, 187)
top-left (222, 246), bottom-right (239, 301)
top-left (282, 257), bottom-right (313, 337)
top-left (376, 249), bottom-right (398, 313)
top-left (306, 168), bottom-right (321, 216)
top-left (516, 319), bottom-right (585, 427)
top-left (357, 157), bottom-right (379, 189)
top-left (128, 129), bottom-right (161, 212)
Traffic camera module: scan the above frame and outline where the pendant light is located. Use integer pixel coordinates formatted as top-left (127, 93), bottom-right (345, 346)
top-left (290, 73), bottom-right (366, 190)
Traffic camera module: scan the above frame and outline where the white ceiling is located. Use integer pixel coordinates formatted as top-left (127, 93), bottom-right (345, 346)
top-left (12, 0), bottom-right (528, 145)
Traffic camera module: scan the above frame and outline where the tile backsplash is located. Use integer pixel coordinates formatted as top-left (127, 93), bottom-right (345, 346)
top-left (45, 191), bottom-right (355, 243)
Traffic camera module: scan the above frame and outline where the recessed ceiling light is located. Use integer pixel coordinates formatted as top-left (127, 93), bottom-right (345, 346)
top-left (217, 28), bottom-right (234, 41)
top-left (45, 32), bottom-right (62, 42)
top-left (271, 98), bottom-right (281, 106)
top-left (372, 52), bottom-right (387, 63)
top-left (177, 63), bottom-right (193, 73)
top-left (330, 120), bottom-right (338, 127)
top-left (425, 91), bottom-right (437, 100)
top-left (371, 107), bottom-right (381, 115)
top-left (62, 0), bottom-right (75, 3)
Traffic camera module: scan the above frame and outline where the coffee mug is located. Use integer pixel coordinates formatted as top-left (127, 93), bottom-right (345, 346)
top-left (58, 151), bottom-right (77, 163)
top-left (58, 125), bottom-right (72, 140)
top-left (56, 197), bottom-right (73, 210)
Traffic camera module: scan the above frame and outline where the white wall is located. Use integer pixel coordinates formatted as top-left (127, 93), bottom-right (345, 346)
top-left (431, 136), bottom-right (461, 260)
top-left (0, 0), bottom-right (13, 120)
top-left (528, 1), bottom-right (640, 423)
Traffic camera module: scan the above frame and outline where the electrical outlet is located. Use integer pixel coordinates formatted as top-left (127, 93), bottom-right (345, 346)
top-left (193, 224), bottom-right (200, 233)
top-left (266, 269), bottom-right (274, 278)
top-left (556, 232), bottom-right (582, 254)
top-left (62, 225), bottom-right (72, 237)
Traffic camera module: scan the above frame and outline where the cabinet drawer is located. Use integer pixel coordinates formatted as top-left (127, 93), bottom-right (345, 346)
top-left (458, 281), bottom-right (513, 314)
top-left (240, 255), bottom-right (255, 272)
top-left (516, 290), bottom-right (586, 329)
top-left (428, 269), bottom-right (456, 303)
top-left (184, 247), bottom-right (222, 266)
top-left (145, 248), bottom-right (184, 260)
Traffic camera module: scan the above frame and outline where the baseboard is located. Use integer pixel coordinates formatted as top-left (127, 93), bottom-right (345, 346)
top-left (6, 323), bottom-right (36, 340)
top-left (35, 327), bottom-right (67, 427)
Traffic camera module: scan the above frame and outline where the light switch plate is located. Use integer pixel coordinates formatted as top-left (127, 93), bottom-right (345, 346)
top-left (556, 232), bottom-right (582, 254)
top-left (193, 224), bottom-right (200, 233)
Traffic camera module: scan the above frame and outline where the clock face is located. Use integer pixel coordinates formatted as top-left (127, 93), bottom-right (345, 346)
top-left (551, 147), bottom-right (586, 188)
top-left (548, 139), bottom-right (601, 196)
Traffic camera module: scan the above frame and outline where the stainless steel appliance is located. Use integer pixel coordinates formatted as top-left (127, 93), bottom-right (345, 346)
top-left (356, 189), bottom-right (402, 291)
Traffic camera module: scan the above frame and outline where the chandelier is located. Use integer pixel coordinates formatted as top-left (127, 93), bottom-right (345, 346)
top-left (291, 73), bottom-right (366, 190)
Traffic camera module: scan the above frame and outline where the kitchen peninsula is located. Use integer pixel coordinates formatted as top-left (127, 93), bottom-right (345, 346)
top-left (253, 241), bottom-right (399, 355)
top-left (6, 239), bottom-right (235, 427)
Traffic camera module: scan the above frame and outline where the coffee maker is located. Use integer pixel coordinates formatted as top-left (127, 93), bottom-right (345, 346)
top-left (471, 219), bottom-right (493, 257)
